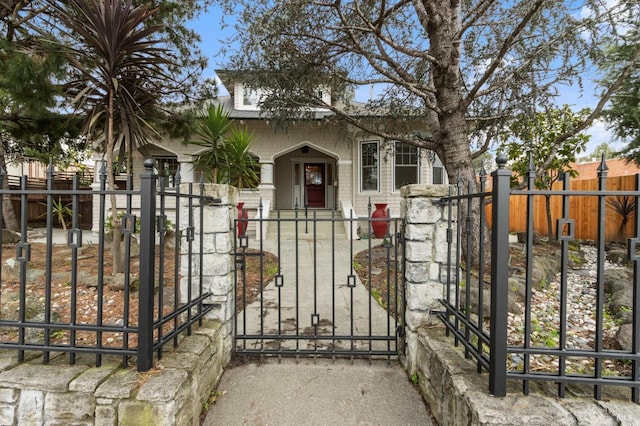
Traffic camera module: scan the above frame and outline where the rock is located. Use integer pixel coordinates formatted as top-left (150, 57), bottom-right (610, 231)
top-left (531, 256), bottom-right (559, 290)
top-left (1, 229), bottom-right (20, 244)
top-left (25, 311), bottom-right (62, 344)
top-left (108, 273), bottom-right (139, 291)
top-left (609, 288), bottom-right (633, 315)
top-left (465, 287), bottom-right (521, 318)
top-left (603, 269), bottom-right (632, 294)
top-left (616, 323), bottom-right (633, 351)
top-left (606, 249), bottom-right (629, 266)
top-left (509, 276), bottom-right (526, 301)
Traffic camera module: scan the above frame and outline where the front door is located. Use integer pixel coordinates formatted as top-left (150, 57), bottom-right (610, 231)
top-left (304, 163), bottom-right (325, 208)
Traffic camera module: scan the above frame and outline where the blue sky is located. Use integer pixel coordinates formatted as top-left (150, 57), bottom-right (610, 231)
top-left (189, 5), bottom-right (621, 159)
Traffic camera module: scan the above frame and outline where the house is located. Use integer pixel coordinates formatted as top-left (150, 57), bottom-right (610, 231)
top-left (90, 72), bottom-right (447, 236)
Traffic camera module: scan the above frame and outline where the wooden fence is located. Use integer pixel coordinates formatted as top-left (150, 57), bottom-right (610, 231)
top-left (503, 175), bottom-right (638, 243)
top-left (5, 176), bottom-right (93, 230)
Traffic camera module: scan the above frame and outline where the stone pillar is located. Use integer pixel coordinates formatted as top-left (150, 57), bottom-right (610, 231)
top-left (401, 184), bottom-right (453, 375)
top-left (179, 184), bottom-right (237, 361)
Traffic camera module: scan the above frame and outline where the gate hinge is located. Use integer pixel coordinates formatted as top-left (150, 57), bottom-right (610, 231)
top-left (396, 325), bottom-right (405, 338)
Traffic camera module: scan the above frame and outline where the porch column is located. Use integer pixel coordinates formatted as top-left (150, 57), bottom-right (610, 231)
top-left (178, 159), bottom-right (195, 183)
top-left (337, 160), bottom-right (352, 207)
top-left (260, 162), bottom-right (274, 186)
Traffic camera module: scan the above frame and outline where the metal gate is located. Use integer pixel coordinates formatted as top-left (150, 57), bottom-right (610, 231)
top-left (233, 208), bottom-right (405, 359)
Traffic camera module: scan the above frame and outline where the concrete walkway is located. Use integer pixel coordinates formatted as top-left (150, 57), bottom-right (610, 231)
top-left (237, 238), bottom-right (397, 354)
top-left (205, 227), bottom-right (435, 424)
top-left (203, 358), bottom-right (435, 425)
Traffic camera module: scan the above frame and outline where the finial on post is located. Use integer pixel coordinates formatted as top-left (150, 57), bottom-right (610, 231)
top-left (143, 159), bottom-right (155, 171)
top-left (496, 154), bottom-right (508, 169)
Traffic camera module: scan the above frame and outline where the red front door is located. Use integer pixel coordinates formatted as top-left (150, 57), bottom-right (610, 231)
top-left (304, 163), bottom-right (325, 208)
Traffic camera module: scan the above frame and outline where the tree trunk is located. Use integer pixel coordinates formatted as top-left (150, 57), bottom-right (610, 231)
top-left (0, 138), bottom-right (20, 231)
top-left (422, 2), bottom-right (487, 267)
top-left (545, 194), bottom-right (553, 241)
top-left (107, 92), bottom-right (123, 274)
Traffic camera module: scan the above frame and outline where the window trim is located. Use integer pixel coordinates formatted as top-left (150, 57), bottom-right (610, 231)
top-left (392, 141), bottom-right (420, 192)
top-left (359, 140), bottom-right (380, 193)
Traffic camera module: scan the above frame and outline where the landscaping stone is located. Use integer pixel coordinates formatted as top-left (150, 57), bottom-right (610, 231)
top-left (1, 230), bottom-right (20, 244)
top-left (603, 268), bottom-right (633, 294)
top-left (606, 248), bottom-right (629, 266)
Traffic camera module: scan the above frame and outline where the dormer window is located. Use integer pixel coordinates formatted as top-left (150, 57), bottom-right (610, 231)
top-left (243, 87), bottom-right (259, 107)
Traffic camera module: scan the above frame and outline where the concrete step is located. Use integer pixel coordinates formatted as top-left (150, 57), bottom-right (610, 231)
top-left (265, 210), bottom-right (348, 240)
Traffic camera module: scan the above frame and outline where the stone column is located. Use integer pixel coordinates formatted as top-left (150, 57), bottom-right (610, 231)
top-left (401, 184), bottom-right (453, 375)
top-left (178, 158), bottom-right (195, 183)
top-left (179, 184), bottom-right (237, 361)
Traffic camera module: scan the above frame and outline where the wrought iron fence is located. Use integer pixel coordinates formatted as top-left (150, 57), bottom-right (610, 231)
top-left (0, 160), bottom-right (212, 372)
top-left (438, 155), bottom-right (640, 402)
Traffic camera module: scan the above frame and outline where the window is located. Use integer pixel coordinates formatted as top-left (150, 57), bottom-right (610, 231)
top-left (154, 156), bottom-right (179, 188)
top-left (432, 154), bottom-right (444, 185)
top-left (394, 142), bottom-right (419, 190)
top-left (360, 141), bottom-right (379, 192)
top-left (242, 86), bottom-right (260, 107)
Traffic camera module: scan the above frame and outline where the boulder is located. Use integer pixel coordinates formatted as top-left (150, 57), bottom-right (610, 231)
top-left (607, 249), bottom-right (629, 266)
top-left (616, 323), bottom-right (633, 351)
top-left (603, 268), bottom-right (633, 294)
top-left (1, 229), bottom-right (20, 244)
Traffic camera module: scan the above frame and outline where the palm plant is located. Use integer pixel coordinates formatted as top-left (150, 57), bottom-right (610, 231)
top-left (190, 104), bottom-right (233, 183)
top-left (190, 105), bottom-right (260, 189)
top-left (222, 127), bottom-right (259, 189)
top-left (50, 0), bottom-right (172, 273)
top-left (607, 195), bottom-right (636, 242)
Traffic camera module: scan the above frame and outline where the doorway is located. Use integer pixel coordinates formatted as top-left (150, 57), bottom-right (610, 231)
top-left (304, 163), bottom-right (325, 208)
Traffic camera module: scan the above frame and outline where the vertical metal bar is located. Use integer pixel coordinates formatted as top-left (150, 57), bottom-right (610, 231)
top-left (69, 174), bottom-right (82, 365)
top-left (295, 204), bottom-right (300, 355)
top-left (465, 179), bottom-right (473, 359)
top-left (0, 165), bottom-right (4, 302)
top-left (196, 178), bottom-right (204, 337)
top-left (454, 174), bottom-right (463, 346)
top-left (43, 162), bottom-right (55, 363)
top-left (17, 174), bottom-right (29, 362)
top-left (489, 154), bottom-right (511, 397)
top-left (313, 210), bottom-right (318, 355)
top-left (523, 155), bottom-right (536, 395)
top-left (96, 163), bottom-right (107, 367)
top-left (632, 173), bottom-right (640, 403)
top-left (172, 167), bottom-right (182, 347)
top-left (277, 207), bottom-right (282, 355)
top-left (349, 208), bottom-right (355, 355)
top-left (157, 179), bottom-right (166, 358)
top-left (332, 208), bottom-right (336, 358)
top-left (137, 159), bottom-right (157, 372)
top-left (445, 185), bottom-right (454, 336)
top-left (557, 172), bottom-right (572, 398)
top-left (122, 174), bottom-right (133, 365)
top-left (477, 166), bottom-right (487, 372)
top-left (368, 201), bottom-right (373, 358)
top-left (594, 157), bottom-right (608, 400)
top-left (259, 203), bottom-right (265, 354)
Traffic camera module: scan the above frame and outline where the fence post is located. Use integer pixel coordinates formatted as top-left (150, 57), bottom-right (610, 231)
top-left (489, 154), bottom-right (511, 396)
top-left (138, 159), bottom-right (157, 372)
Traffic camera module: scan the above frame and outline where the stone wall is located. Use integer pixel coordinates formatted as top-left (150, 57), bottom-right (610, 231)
top-left (0, 320), bottom-right (226, 425)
